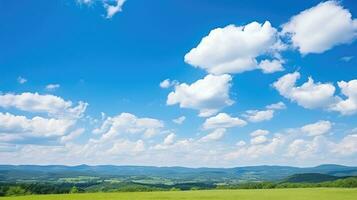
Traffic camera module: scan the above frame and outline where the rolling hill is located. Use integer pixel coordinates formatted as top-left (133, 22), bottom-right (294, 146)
top-left (1, 164), bottom-right (357, 183)
top-left (284, 173), bottom-right (344, 183)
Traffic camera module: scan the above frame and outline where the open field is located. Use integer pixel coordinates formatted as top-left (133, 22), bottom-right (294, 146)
top-left (1, 188), bottom-right (357, 200)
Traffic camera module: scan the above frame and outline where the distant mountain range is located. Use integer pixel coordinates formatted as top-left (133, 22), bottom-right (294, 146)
top-left (1, 164), bottom-right (357, 182)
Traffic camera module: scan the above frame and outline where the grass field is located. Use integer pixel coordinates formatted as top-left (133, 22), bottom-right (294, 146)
top-left (1, 188), bottom-right (357, 200)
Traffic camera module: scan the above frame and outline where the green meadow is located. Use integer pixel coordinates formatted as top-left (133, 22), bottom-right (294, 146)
top-left (1, 188), bottom-right (357, 200)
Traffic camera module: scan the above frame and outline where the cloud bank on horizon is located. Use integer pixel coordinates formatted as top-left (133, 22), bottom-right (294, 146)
top-left (0, 0), bottom-right (357, 167)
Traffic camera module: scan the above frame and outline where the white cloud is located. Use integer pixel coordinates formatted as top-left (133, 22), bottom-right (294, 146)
top-left (172, 116), bottom-right (186, 125)
top-left (203, 113), bottom-right (246, 130)
top-left (199, 128), bottom-right (226, 142)
top-left (266, 101), bottom-right (286, 110)
top-left (274, 73), bottom-right (357, 115)
top-left (46, 84), bottom-right (60, 91)
top-left (77, 0), bottom-right (126, 18)
top-left (60, 128), bottom-right (85, 143)
top-left (0, 112), bottom-right (74, 138)
top-left (160, 79), bottom-right (171, 88)
top-left (105, 0), bottom-right (126, 19)
top-left (101, 112), bottom-right (106, 120)
top-left (163, 133), bottom-right (176, 145)
top-left (185, 21), bottom-right (284, 75)
top-left (330, 80), bottom-right (357, 115)
top-left (224, 122), bottom-right (337, 162)
top-left (0, 92), bottom-right (88, 119)
top-left (0, 92), bottom-right (87, 147)
top-left (225, 136), bottom-right (283, 160)
top-left (282, 1), bottom-right (357, 54)
top-left (244, 109), bottom-right (274, 123)
top-left (250, 135), bottom-right (268, 145)
top-left (332, 134), bottom-right (357, 156)
top-left (250, 129), bottom-right (270, 137)
top-left (3, 120), bottom-right (357, 166)
top-left (301, 120), bottom-right (332, 136)
top-left (160, 79), bottom-right (177, 89)
top-left (341, 56), bottom-right (354, 62)
top-left (77, 0), bottom-right (92, 4)
top-left (236, 140), bottom-right (246, 147)
top-left (258, 59), bottom-right (285, 74)
top-left (273, 72), bottom-right (336, 109)
top-left (286, 139), bottom-right (306, 158)
top-left (0, 134), bottom-right (24, 143)
top-left (93, 112), bottom-right (164, 140)
top-left (17, 76), bottom-right (27, 84)
top-left (107, 139), bottom-right (145, 155)
top-left (167, 74), bottom-right (234, 117)
top-left (152, 133), bottom-right (179, 150)
top-left (243, 102), bottom-right (286, 123)
top-left (286, 136), bottom-right (329, 158)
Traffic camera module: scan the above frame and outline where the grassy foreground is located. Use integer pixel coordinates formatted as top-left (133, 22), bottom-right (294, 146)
top-left (1, 188), bottom-right (357, 200)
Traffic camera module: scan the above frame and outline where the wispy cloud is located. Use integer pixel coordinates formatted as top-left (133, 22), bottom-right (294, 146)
top-left (46, 84), bottom-right (60, 91)
top-left (17, 76), bottom-right (27, 84)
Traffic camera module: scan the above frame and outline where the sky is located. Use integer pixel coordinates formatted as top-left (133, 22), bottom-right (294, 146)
top-left (0, 0), bottom-right (357, 167)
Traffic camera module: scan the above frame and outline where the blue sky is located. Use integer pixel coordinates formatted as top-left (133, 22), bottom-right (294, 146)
top-left (0, 0), bottom-right (357, 167)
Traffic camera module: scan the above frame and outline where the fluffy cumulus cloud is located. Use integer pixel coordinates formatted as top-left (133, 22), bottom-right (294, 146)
top-left (285, 136), bottom-right (330, 159)
top-left (152, 133), bottom-right (178, 150)
top-left (224, 123), bottom-right (357, 164)
top-left (172, 116), bottom-right (186, 125)
top-left (199, 128), bottom-right (226, 143)
top-left (330, 80), bottom-right (357, 115)
top-left (163, 133), bottom-right (176, 145)
top-left (274, 73), bottom-right (357, 115)
top-left (0, 112), bottom-right (74, 138)
top-left (242, 102), bottom-right (286, 123)
top-left (203, 113), bottom-right (246, 130)
top-left (332, 134), bottom-right (357, 156)
top-left (160, 79), bottom-right (178, 89)
top-left (167, 74), bottom-right (234, 117)
top-left (250, 130), bottom-right (270, 145)
top-left (2, 117), bottom-right (357, 166)
top-left (250, 129), bottom-right (270, 137)
top-left (273, 72), bottom-right (336, 109)
top-left (107, 139), bottom-right (145, 155)
top-left (160, 79), bottom-right (171, 88)
top-left (0, 93), bottom-right (87, 143)
top-left (60, 128), bottom-right (85, 143)
top-left (93, 112), bottom-right (164, 140)
top-left (258, 59), bottom-right (285, 74)
top-left (185, 21), bottom-right (284, 75)
top-left (104, 0), bottom-right (126, 18)
top-left (282, 1), bottom-right (357, 54)
top-left (0, 93), bottom-right (88, 145)
top-left (243, 109), bottom-right (274, 123)
top-left (266, 101), bottom-right (286, 110)
top-left (250, 135), bottom-right (269, 145)
top-left (225, 128), bottom-right (275, 160)
top-left (225, 136), bottom-right (283, 160)
top-left (53, 112), bottom-right (168, 163)
top-left (0, 92), bottom-right (87, 119)
top-left (301, 120), bottom-right (332, 137)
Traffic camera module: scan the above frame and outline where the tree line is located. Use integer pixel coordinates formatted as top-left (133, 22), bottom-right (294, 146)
top-left (217, 177), bottom-right (357, 189)
top-left (1, 177), bottom-right (357, 197)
